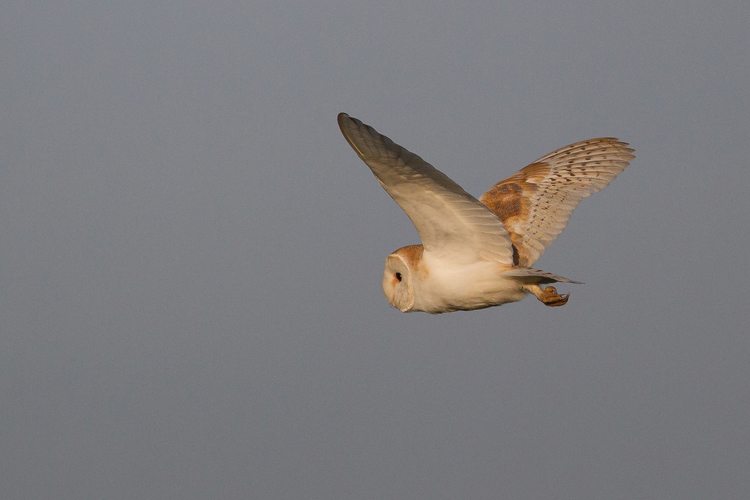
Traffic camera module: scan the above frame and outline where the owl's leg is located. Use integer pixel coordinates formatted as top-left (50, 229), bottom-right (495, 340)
top-left (526, 284), bottom-right (570, 307)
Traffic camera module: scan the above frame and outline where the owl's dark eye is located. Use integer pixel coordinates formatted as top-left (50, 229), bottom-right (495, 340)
top-left (395, 272), bottom-right (402, 282)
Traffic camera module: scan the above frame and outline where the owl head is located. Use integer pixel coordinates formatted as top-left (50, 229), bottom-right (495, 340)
top-left (381, 245), bottom-right (426, 312)
top-left (382, 253), bottom-right (415, 312)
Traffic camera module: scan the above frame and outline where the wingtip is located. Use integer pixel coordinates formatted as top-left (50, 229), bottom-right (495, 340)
top-left (337, 112), bottom-right (348, 129)
top-left (337, 113), bottom-right (367, 157)
top-left (337, 112), bottom-right (359, 137)
top-left (338, 112), bottom-right (357, 128)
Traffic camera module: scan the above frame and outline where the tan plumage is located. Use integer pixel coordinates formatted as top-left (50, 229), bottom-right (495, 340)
top-left (338, 113), bottom-right (634, 314)
top-left (479, 138), bottom-right (635, 266)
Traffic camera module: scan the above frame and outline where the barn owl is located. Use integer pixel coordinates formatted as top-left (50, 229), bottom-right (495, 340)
top-left (338, 113), bottom-right (634, 314)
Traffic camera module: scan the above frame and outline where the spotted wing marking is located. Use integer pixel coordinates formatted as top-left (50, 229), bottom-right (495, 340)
top-left (479, 138), bottom-right (635, 266)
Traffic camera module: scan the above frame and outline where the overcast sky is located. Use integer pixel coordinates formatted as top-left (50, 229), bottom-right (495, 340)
top-left (1, 1), bottom-right (749, 499)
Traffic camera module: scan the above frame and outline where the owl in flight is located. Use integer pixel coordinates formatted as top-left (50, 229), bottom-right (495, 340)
top-left (338, 113), bottom-right (634, 314)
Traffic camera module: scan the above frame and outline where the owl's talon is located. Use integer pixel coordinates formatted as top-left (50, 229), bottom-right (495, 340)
top-left (539, 286), bottom-right (570, 307)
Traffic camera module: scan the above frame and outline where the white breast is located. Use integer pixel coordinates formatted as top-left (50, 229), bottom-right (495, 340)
top-left (411, 254), bottom-right (526, 313)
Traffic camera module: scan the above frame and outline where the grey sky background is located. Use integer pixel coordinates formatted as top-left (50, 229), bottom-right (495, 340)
top-left (1, 1), bottom-right (749, 498)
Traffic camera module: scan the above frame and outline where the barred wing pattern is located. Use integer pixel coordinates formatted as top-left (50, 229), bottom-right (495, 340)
top-left (479, 138), bottom-right (635, 266)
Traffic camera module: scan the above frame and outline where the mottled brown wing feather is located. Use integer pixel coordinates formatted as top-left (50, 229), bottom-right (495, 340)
top-left (479, 138), bottom-right (635, 266)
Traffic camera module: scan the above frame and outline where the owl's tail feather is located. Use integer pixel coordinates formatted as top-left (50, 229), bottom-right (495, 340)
top-left (501, 267), bottom-right (583, 285)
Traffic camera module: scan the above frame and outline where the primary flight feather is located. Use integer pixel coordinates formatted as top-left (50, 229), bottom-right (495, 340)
top-left (338, 113), bottom-right (634, 314)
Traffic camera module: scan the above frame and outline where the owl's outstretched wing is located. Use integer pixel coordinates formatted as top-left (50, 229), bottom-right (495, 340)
top-left (338, 113), bottom-right (514, 266)
top-left (479, 137), bottom-right (634, 266)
